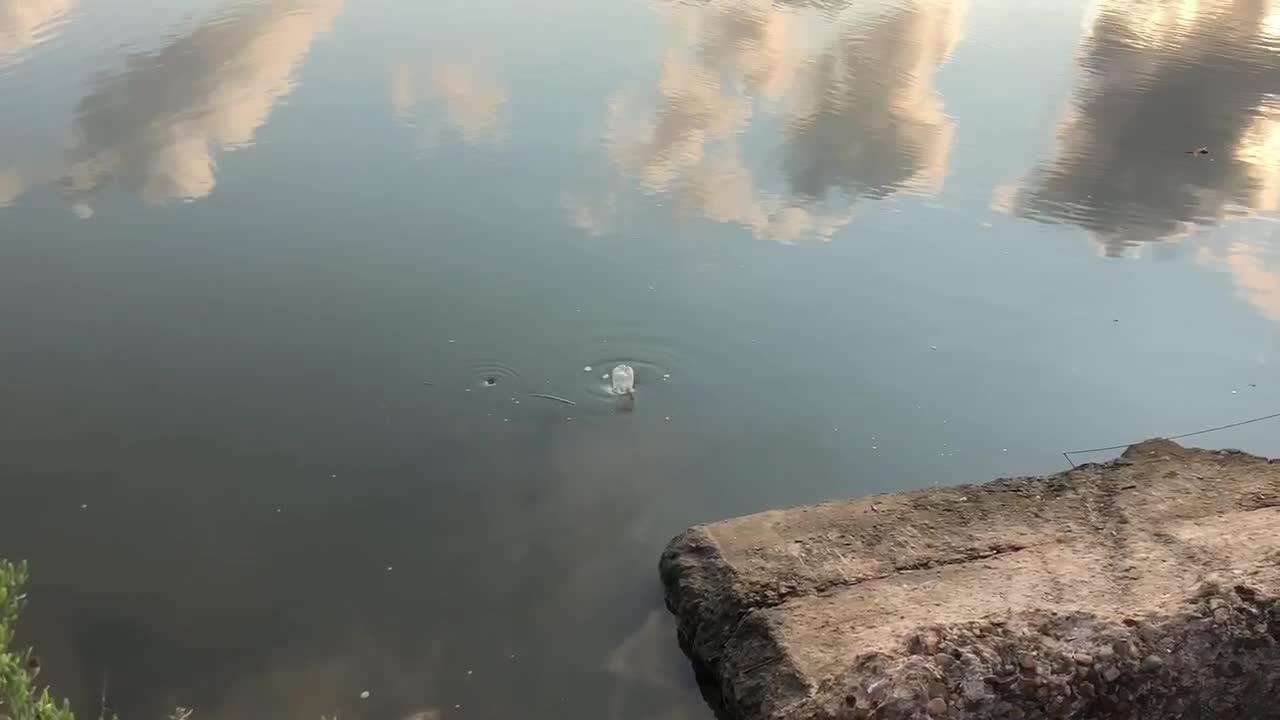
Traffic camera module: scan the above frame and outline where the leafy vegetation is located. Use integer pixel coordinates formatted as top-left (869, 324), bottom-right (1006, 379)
top-left (0, 561), bottom-right (74, 720)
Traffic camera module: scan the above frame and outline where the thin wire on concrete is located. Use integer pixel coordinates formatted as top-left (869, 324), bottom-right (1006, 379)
top-left (1061, 410), bottom-right (1280, 468)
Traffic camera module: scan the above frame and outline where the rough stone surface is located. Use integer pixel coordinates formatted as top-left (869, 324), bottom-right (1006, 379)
top-left (659, 440), bottom-right (1280, 719)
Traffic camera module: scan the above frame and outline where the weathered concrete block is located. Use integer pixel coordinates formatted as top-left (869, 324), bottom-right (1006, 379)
top-left (660, 440), bottom-right (1280, 719)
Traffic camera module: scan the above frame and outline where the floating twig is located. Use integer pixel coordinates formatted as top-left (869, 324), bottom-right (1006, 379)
top-left (530, 393), bottom-right (577, 406)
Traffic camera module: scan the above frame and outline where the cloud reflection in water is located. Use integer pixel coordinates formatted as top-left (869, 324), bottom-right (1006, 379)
top-left (390, 60), bottom-right (508, 147)
top-left (999, 0), bottom-right (1280, 256)
top-left (0, 0), bottom-right (342, 213)
top-left (578, 0), bottom-right (964, 243)
top-left (0, 0), bottom-right (75, 60)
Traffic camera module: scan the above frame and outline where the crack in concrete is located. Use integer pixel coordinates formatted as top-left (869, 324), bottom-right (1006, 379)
top-left (740, 542), bottom-right (1032, 615)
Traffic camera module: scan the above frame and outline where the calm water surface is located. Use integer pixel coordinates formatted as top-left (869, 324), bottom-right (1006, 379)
top-left (1, 0), bottom-right (1279, 718)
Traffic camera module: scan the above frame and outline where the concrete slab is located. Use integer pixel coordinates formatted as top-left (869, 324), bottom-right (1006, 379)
top-left (659, 440), bottom-right (1280, 719)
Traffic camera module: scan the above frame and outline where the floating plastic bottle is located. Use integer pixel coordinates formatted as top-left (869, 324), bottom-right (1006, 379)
top-left (610, 364), bottom-right (635, 395)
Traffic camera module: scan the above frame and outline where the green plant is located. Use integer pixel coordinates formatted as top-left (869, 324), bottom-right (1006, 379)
top-left (0, 561), bottom-right (74, 720)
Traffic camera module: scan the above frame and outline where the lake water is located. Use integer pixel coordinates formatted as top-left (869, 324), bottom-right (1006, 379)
top-left (1, 0), bottom-right (1278, 718)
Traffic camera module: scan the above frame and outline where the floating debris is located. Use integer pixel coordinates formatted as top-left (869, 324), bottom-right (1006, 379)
top-left (583, 366), bottom-right (592, 372)
top-left (611, 365), bottom-right (635, 395)
top-left (360, 691), bottom-right (370, 700)
top-left (531, 393), bottom-right (577, 406)
top-left (80, 504), bottom-right (88, 510)
top-left (1185, 147), bottom-right (1209, 155)
top-left (484, 377), bottom-right (497, 387)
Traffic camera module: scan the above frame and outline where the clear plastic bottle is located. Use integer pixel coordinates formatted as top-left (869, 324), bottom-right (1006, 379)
top-left (610, 364), bottom-right (635, 395)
